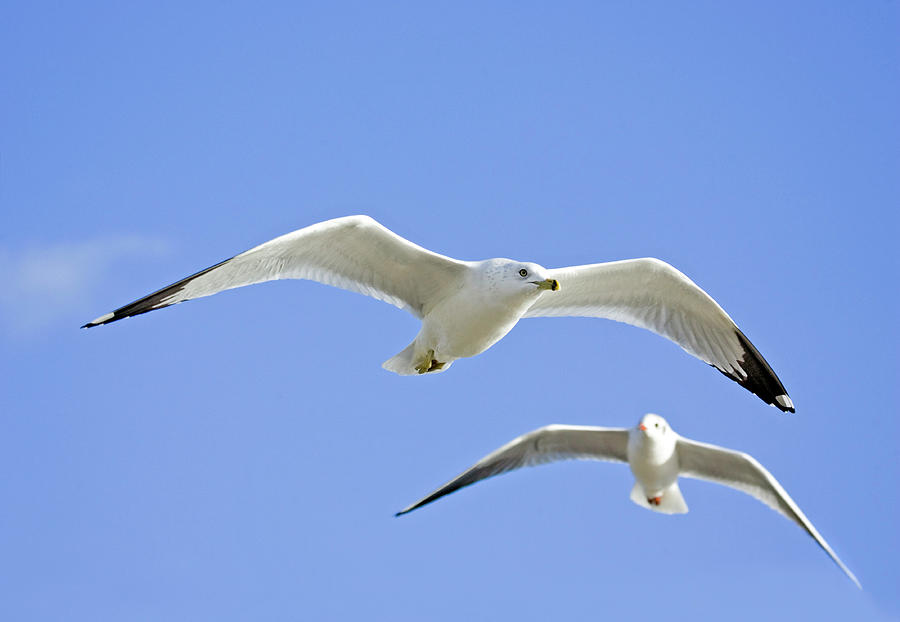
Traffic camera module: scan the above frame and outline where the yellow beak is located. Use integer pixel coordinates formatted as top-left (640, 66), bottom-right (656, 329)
top-left (533, 279), bottom-right (560, 291)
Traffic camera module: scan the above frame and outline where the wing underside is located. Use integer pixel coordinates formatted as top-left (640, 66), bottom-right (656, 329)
top-left (525, 258), bottom-right (794, 412)
top-left (83, 215), bottom-right (467, 327)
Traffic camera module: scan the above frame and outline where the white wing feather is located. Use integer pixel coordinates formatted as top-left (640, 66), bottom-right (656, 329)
top-left (84, 215), bottom-right (466, 326)
top-left (676, 436), bottom-right (860, 587)
top-left (524, 258), bottom-right (794, 412)
top-left (396, 425), bottom-right (629, 515)
top-left (525, 258), bottom-right (743, 372)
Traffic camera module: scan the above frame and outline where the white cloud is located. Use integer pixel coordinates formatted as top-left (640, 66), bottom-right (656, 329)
top-left (0, 235), bottom-right (170, 337)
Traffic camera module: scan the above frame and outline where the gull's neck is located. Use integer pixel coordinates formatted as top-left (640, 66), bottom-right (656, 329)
top-left (467, 260), bottom-right (532, 302)
top-left (628, 429), bottom-right (677, 466)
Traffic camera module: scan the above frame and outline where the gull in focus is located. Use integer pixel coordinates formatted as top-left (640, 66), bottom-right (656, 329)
top-left (83, 215), bottom-right (792, 411)
top-left (395, 413), bottom-right (859, 587)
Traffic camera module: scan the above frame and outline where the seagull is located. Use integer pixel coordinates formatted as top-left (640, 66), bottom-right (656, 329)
top-left (395, 413), bottom-right (859, 588)
top-left (82, 215), bottom-right (793, 411)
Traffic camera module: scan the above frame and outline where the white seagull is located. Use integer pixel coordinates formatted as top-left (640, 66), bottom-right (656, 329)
top-left (83, 215), bottom-right (793, 411)
top-left (395, 413), bottom-right (859, 588)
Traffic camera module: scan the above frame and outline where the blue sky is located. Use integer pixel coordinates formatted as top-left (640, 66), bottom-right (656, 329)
top-left (1, 2), bottom-right (898, 620)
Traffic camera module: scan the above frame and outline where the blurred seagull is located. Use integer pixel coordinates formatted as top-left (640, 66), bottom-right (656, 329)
top-left (83, 215), bottom-right (792, 411)
top-left (395, 413), bottom-right (858, 588)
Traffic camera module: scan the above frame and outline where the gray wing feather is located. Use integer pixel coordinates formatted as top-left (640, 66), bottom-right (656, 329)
top-left (524, 258), bottom-right (794, 412)
top-left (396, 425), bottom-right (629, 516)
top-left (677, 437), bottom-right (860, 587)
top-left (524, 259), bottom-right (737, 362)
top-left (83, 215), bottom-right (466, 326)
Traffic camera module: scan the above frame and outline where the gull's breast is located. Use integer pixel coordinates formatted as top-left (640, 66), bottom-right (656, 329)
top-left (426, 291), bottom-right (530, 359)
top-left (627, 439), bottom-right (680, 495)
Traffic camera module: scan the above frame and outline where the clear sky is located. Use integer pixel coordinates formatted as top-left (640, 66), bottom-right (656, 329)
top-left (1, 2), bottom-right (898, 620)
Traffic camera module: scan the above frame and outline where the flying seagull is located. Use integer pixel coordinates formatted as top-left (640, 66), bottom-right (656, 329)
top-left (395, 413), bottom-right (859, 588)
top-left (82, 215), bottom-right (793, 411)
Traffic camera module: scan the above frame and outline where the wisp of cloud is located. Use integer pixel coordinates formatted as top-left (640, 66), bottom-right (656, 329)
top-left (0, 235), bottom-right (169, 337)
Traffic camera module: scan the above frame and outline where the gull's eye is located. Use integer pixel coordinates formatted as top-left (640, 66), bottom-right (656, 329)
top-left (518, 268), bottom-right (528, 277)
top-left (654, 423), bottom-right (659, 428)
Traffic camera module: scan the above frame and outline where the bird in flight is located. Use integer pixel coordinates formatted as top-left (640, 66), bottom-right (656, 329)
top-left (83, 215), bottom-right (793, 411)
top-left (395, 413), bottom-right (858, 587)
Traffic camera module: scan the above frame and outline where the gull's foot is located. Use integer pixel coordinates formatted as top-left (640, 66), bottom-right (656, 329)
top-left (415, 349), bottom-right (437, 374)
top-left (428, 359), bottom-right (446, 372)
top-left (648, 496), bottom-right (662, 506)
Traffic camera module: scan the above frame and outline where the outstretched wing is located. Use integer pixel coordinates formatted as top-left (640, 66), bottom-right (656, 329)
top-left (83, 215), bottom-right (467, 327)
top-left (677, 437), bottom-right (860, 588)
top-left (524, 258), bottom-right (794, 412)
top-left (396, 425), bottom-right (629, 516)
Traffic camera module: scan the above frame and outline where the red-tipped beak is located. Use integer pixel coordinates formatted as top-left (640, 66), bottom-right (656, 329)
top-left (639, 424), bottom-right (647, 431)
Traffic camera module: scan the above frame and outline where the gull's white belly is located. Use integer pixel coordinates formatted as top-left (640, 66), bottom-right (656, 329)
top-left (422, 295), bottom-right (531, 359)
top-left (628, 442), bottom-right (680, 496)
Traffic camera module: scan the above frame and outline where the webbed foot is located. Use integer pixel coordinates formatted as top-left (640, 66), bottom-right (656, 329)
top-left (415, 349), bottom-right (444, 374)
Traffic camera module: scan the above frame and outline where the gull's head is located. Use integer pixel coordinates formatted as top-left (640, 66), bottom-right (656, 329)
top-left (630, 414), bottom-right (677, 457)
top-left (479, 259), bottom-right (559, 297)
top-left (636, 413), bottom-right (672, 440)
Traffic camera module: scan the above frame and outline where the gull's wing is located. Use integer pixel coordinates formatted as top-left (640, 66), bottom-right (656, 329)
top-left (524, 258), bottom-right (794, 412)
top-left (82, 215), bottom-right (467, 327)
top-left (396, 425), bottom-right (629, 516)
top-left (676, 436), bottom-right (860, 588)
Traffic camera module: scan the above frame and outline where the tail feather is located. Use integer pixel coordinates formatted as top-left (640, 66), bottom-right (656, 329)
top-left (382, 341), bottom-right (419, 375)
top-left (381, 341), bottom-right (454, 375)
top-left (630, 481), bottom-right (689, 515)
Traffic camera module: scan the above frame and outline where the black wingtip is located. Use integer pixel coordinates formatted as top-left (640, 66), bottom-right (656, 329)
top-left (80, 255), bottom-right (233, 330)
top-left (80, 309), bottom-right (137, 329)
top-left (719, 328), bottom-right (795, 413)
top-left (395, 505), bottom-right (417, 517)
top-left (81, 313), bottom-right (116, 329)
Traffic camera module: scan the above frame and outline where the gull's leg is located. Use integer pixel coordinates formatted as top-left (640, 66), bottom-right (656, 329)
top-left (415, 349), bottom-right (436, 374)
top-left (648, 496), bottom-right (662, 506)
top-left (414, 348), bottom-right (447, 374)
